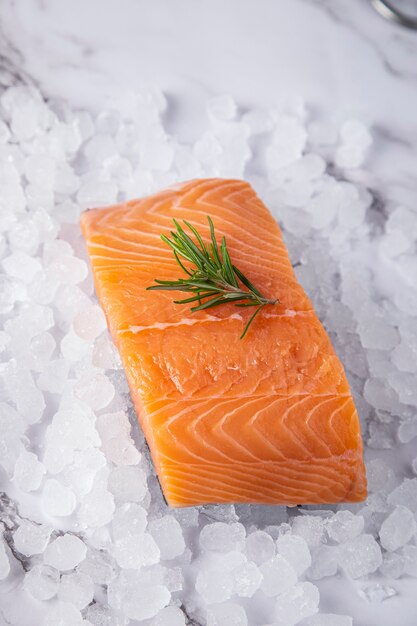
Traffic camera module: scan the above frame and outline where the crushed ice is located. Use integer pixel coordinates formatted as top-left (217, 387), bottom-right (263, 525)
top-left (0, 84), bottom-right (416, 625)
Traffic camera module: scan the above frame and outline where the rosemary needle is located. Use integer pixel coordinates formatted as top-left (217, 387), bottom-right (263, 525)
top-left (147, 217), bottom-right (279, 339)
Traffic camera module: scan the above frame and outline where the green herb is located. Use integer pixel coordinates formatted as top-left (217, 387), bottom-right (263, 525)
top-left (146, 217), bottom-right (278, 339)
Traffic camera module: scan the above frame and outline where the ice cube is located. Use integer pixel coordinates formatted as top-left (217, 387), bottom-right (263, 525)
top-left (275, 582), bottom-right (319, 625)
top-left (112, 503), bottom-right (148, 540)
top-left (233, 560), bottom-right (262, 597)
top-left (96, 410), bottom-right (141, 466)
top-left (58, 571), bottom-right (94, 610)
top-left (195, 566), bottom-right (233, 604)
top-left (12, 449), bottom-right (45, 492)
top-left (402, 544), bottom-right (417, 576)
top-left (41, 478), bottom-right (77, 517)
top-left (152, 606), bottom-right (186, 626)
top-left (0, 537), bottom-right (10, 580)
top-left (78, 484), bottom-right (115, 528)
top-left (308, 545), bottom-right (338, 580)
top-left (48, 254), bottom-right (88, 285)
top-left (267, 116), bottom-right (307, 170)
top-left (199, 522), bottom-right (245, 553)
top-left (77, 180), bottom-right (118, 208)
top-left (74, 373), bottom-right (115, 410)
top-left (73, 304), bottom-right (107, 341)
top-left (44, 534), bottom-right (87, 570)
top-left (8, 219), bottom-right (39, 255)
top-left (77, 548), bottom-right (116, 585)
top-left (24, 564), bottom-right (60, 600)
top-left (326, 511), bottom-right (364, 543)
top-left (0, 275), bottom-right (18, 314)
top-left (337, 534), bottom-right (382, 578)
top-left (379, 505), bottom-right (416, 551)
top-left (92, 334), bottom-right (122, 370)
top-left (379, 551), bottom-right (405, 579)
top-left (108, 465), bottom-right (147, 503)
top-left (366, 459), bottom-right (392, 492)
top-left (364, 378), bottom-right (399, 412)
top-left (44, 601), bottom-right (83, 626)
top-left (13, 520), bottom-right (51, 556)
top-left (148, 516), bottom-right (185, 560)
top-left (206, 602), bottom-right (247, 626)
top-left (276, 534), bottom-right (311, 575)
top-left (113, 532), bottom-right (160, 569)
top-left (303, 614), bottom-right (352, 626)
top-left (358, 583), bottom-right (397, 603)
top-left (28, 331), bottom-right (56, 370)
top-left (84, 134), bottom-right (117, 163)
top-left (85, 604), bottom-right (126, 626)
top-left (358, 318), bottom-right (399, 350)
top-left (37, 358), bottom-right (69, 394)
top-left (388, 478), bottom-right (417, 512)
top-left (108, 570), bottom-right (170, 620)
top-left (260, 554), bottom-right (297, 597)
top-left (3, 251), bottom-right (42, 283)
top-left (245, 530), bottom-right (275, 564)
top-left (292, 515), bottom-right (324, 547)
top-left (25, 154), bottom-right (56, 188)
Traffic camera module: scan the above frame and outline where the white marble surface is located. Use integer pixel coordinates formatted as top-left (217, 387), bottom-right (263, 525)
top-left (0, 1), bottom-right (417, 625)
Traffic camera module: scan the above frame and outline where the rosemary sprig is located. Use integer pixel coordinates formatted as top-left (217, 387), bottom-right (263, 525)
top-left (147, 217), bottom-right (278, 339)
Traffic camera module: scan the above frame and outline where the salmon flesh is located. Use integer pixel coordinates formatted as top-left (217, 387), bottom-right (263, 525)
top-left (80, 178), bottom-right (367, 507)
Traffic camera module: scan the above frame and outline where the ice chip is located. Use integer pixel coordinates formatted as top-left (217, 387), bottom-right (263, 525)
top-left (112, 503), bottom-right (148, 540)
top-left (108, 465), bottom-right (147, 503)
top-left (74, 372), bottom-right (115, 410)
top-left (58, 571), bottom-right (94, 610)
top-left (308, 545), bottom-right (338, 580)
top-left (44, 534), bottom-right (87, 570)
top-left (196, 566), bottom-right (233, 604)
top-left (13, 520), bottom-right (51, 556)
top-left (48, 254), bottom-right (88, 285)
top-left (2, 251), bottom-right (42, 283)
top-left (358, 583), bottom-right (397, 603)
top-left (148, 516), bottom-right (185, 560)
top-left (358, 317), bottom-right (400, 350)
top-left (199, 522), bottom-right (245, 553)
top-left (152, 605), bottom-right (186, 626)
top-left (276, 534), bottom-right (311, 575)
top-left (275, 581), bottom-right (319, 625)
top-left (78, 487), bottom-right (115, 528)
top-left (379, 551), bottom-right (405, 579)
top-left (292, 515), bottom-right (324, 547)
top-left (73, 304), bottom-right (107, 341)
top-left (388, 478), bottom-right (417, 512)
top-left (45, 601), bottom-right (83, 626)
top-left (77, 548), bottom-right (116, 585)
top-left (42, 478), bottom-right (77, 517)
top-left (402, 544), bottom-right (417, 576)
top-left (260, 554), bottom-right (297, 597)
top-left (206, 602), bottom-right (248, 626)
top-left (326, 511), bottom-right (364, 543)
top-left (245, 530), bottom-right (275, 564)
top-left (233, 560), bottom-right (262, 597)
top-left (379, 505), bottom-right (416, 551)
top-left (24, 564), bottom-right (60, 600)
top-left (12, 449), bottom-right (45, 492)
top-left (113, 532), bottom-right (160, 569)
top-left (337, 534), bottom-right (382, 578)
top-left (108, 570), bottom-right (170, 620)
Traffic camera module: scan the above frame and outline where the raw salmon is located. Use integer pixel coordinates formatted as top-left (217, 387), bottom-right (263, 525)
top-left (80, 178), bottom-right (367, 507)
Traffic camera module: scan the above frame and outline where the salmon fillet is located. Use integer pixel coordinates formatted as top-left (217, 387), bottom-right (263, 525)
top-left (80, 178), bottom-right (367, 507)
